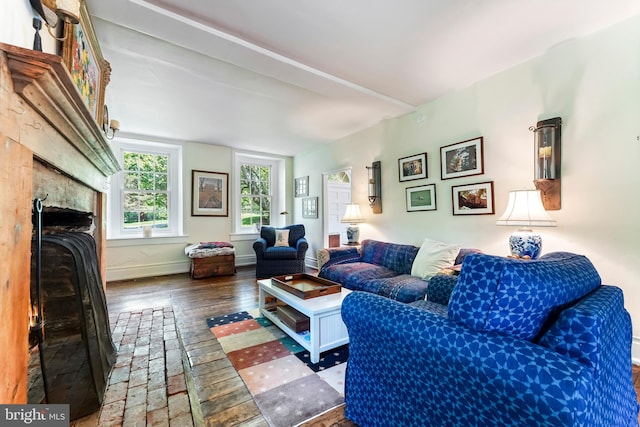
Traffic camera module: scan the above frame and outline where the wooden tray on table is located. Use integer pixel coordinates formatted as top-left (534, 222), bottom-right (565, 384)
top-left (271, 273), bottom-right (341, 299)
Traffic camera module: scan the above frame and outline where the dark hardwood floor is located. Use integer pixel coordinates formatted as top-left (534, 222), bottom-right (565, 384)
top-left (106, 267), bottom-right (640, 426)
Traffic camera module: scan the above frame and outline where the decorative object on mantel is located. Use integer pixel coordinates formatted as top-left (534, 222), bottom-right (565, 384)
top-left (496, 189), bottom-right (556, 259)
top-left (32, 18), bottom-right (43, 51)
top-left (340, 203), bottom-right (364, 244)
top-left (398, 152), bottom-right (427, 182)
top-left (440, 136), bottom-right (484, 180)
top-left (452, 181), bottom-right (494, 216)
top-left (530, 117), bottom-right (562, 210)
top-left (367, 161), bottom-right (382, 214)
top-left (61, 0), bottom-right (111, 128)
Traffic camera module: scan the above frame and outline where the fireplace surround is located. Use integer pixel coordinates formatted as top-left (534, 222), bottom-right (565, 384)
top-left (0, 42), bottom-right (119, 408)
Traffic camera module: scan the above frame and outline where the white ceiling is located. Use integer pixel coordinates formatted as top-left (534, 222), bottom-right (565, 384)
top-left (86, 0), bottom-right (640, 156)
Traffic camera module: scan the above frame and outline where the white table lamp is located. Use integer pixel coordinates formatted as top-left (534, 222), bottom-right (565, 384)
top-left (496, 190), bottom-right (556, 259)
top-left (340, 203), bottom-right (364, 244)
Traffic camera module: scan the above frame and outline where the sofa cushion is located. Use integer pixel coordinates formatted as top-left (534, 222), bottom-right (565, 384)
top-left (365, 274), bottom-right (430, 302)
top-left (318, 262), bottom-right (397, 290)
top-left (411, 238), bottom-right (460, 280)
top-left (448, 252), bottom-right (601, 341)
top-left (263, 246), bottom-right (297, 260)
top-left (274, 229), bottom-right (290, 247)
top-left (360, 240), bottom-right (419, 275)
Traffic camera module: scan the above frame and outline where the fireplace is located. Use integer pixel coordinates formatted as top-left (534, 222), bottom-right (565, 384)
top-left (0, 43), bottom-right (120, 409)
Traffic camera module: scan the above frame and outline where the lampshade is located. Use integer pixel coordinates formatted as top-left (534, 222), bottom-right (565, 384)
top-left (496, 190), bottom-right (556, 227)
top-left (496, 190), bottom-right (556, 259)
top-left (341, 203), bottom-right (364, 224)
top-left (340, 203), bottom-right (364, 244)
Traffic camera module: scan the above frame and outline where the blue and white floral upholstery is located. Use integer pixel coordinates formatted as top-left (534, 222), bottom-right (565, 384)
top-left (341, 252), bottom-right (639, 426)
top-left (253, 224), bottom-right (308, 278)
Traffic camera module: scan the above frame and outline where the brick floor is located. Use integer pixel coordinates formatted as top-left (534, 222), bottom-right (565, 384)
top-left (71, 307), bottom-right (195, 427)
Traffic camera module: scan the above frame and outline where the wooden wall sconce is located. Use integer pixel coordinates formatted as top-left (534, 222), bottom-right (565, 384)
top-left (367, 161), bottom-right (382, 214)
top-left (530, 117), bottom-right (561, 210)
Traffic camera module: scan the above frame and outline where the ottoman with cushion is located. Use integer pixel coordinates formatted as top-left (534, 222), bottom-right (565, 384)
top-left (185, 242), bottom-right (236, 279)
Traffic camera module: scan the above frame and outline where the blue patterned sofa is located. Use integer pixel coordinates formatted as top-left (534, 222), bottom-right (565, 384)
top-left (317, 239), bottom-right (474, 303)
top-left (341, 251), bottom-right (639, 426)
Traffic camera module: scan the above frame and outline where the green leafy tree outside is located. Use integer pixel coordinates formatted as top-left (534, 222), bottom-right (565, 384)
top-left (240, 164), bottom-right (271, 227)
top-left (123, 151), bottom-right (169, 229)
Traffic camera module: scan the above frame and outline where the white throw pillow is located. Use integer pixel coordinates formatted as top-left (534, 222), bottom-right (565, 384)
top-left (411, 238), bottom-right (461, 280)
top-left (274, 229), bottom-right (290, 247)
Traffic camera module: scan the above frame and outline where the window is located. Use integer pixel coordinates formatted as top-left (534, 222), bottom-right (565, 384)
top-left (240, 164), bottom-right (271, 228)
top-left (108, 138), bottom-right (183, 239)
top-left (234, 152), bottom-right (285, 233)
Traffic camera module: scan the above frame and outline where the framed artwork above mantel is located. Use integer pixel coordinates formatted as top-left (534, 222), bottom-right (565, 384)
top-left (62, 0), bottom-right (111, 128)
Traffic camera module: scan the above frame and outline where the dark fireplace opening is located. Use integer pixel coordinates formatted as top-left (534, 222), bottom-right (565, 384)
top-left (28, 205), bottom-right (116, 420)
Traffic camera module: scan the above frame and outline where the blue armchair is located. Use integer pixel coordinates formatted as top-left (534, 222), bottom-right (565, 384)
top-left (341, 252), bottom-right (639, 426)
top-left (253, 224), bottom-right (308, 278)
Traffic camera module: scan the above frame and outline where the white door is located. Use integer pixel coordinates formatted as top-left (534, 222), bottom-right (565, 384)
top-left (323, 169), bottom-right (352, 246)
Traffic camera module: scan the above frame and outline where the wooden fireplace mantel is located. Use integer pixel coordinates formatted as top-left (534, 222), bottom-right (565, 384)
top-left (0, 43), bottom-right (119, 405)
top-left (0, 42), bottom-right (120, 183)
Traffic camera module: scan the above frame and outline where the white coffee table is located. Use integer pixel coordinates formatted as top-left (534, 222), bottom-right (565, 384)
top-left (257, 278), bottom-right (351, 363)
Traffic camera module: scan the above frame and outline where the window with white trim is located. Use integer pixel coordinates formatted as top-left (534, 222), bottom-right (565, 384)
top-left (107, 138), bottom-right (183, 239)
top-left (234, 152), bottom-right (285, 233)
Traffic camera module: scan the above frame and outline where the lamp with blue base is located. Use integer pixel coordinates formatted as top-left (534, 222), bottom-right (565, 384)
top-left (496, 190), bottom-right (556, 259)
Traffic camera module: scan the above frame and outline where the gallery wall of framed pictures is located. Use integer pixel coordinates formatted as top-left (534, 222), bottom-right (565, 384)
top-left (397, 135), bottom-right (494, 216)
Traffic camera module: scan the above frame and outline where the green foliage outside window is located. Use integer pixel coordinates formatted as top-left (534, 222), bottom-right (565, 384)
top-left (122, 151), bottom-right (169, 229)
top-left (240, 164), bottom-right (271, 227)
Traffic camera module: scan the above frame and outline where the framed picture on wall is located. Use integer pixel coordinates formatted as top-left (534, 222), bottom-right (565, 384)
top-left (191, 170), bottom-right (229, 216)
top-left (398, 153), bottom-right (428, 182)
top-left (440, 137), bottom-right (484, 180)
top-left (451, 181), bottom-right (494, 215)
top-left (295, 176), bottom-right (309, 197)
top-left (302, 197), bottom-right (318, 218)
top-left (406, 184), bottom-right (437, 212)
top-left (62, 1), bottom-right (111, 128)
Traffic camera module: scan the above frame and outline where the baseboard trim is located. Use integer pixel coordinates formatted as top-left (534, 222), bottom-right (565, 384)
top-left (106, 260), bottom-right (190, 282)
top-left (632, 336), bottom-right (640, 365)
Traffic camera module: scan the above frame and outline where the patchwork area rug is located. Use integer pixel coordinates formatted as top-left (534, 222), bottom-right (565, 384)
top-left (206, 308), bottom-right (349, 427)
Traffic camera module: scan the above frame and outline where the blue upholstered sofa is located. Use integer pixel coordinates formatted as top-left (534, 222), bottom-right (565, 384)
top-left (317, 239), bottom-right (474, 303)
top-left (253, 224), bottom-right (308, 278)
top-left (341, 252), bottom-right (639, 426)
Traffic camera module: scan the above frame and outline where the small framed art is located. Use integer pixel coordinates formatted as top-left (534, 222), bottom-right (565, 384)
top-left (398, 153), bottom-right (428, 182)
top-left (191, 170), bottom-right (229, 216)
top-left (440, 137), bottom-right (484, 180)
top-left (406, 184), bottom-right (437, 212)
top-left (295, 176), bottom-right (309, 197)
top-left (451, 181), bottom-right (494, 216)
top-left (302, 197), bottom-right (318, 218)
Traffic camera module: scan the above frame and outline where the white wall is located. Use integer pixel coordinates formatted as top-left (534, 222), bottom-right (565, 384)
top-left (294, 15), bottom-right (640, 357)
top-left (1, 0), bottom-right (59, 53)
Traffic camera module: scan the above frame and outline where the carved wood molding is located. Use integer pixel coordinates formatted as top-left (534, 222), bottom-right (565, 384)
top-left (0, 42), bottom-right (120, 177)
